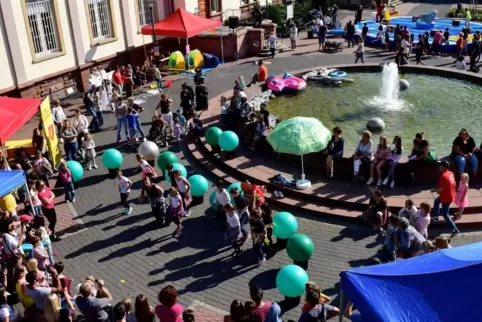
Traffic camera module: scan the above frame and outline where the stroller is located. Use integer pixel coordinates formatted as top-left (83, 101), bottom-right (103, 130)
top-left (148, 115), bottom-right (168, 145)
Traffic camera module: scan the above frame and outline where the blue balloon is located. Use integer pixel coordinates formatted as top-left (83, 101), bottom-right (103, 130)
top-left (164, 163), bottom-right (187, 183)
top-left (219, 131), bottom-right (239, 152)
top-left (276, 264), bottom-right (309, 297)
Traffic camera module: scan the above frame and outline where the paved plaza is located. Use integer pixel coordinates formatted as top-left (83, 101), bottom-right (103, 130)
top-left (25, 6), bottom-right (482, 320)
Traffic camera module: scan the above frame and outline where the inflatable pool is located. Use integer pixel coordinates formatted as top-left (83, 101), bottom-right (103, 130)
top-left (267, 73), bottom-right (306, 94)
top-left (303, 69), bottom-right (353, 85)
top-left (329, 71), bottom-right (347, 78)
top-left (355, 14), bottom-right (482, 53)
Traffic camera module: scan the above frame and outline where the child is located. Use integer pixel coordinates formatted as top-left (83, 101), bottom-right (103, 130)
top-left (26, 180), bottom-right (42, 215)
top-left (136, 153), bottom-right (156, 179)
top-left (456, 55), bottom-right (466, 70)
top-left (183, 309), bottom-right (195, 322)
top-left (115, 170), bottom-right (133, 215)
top-left (382, 214), bottom-right (398, 262)
top-left (83, 132), bottom-right (98, 170)
top-left (173, 118), bottom-right (181, 141)
top-left (121, 298), bottom-right (135, 322)
top-left (422, 240), bottom-right (435, 254)
top-left (93, 94), bottom-right (104, 127)
top-left (220, 96), bottom-right (229, 126)
top-left (237, 76), bottom-right (245, 91)
top-left (443, 28), bottom-right (450, 44)
top-left (58, 162), bottom-right (75, 203)
top-left (176, 109), bottom-right (187, 136)
top-left (302, 282), bottom-right (331, 312)
top-left (224, 203), bottom-right (242, 255)
top-left (434, 236), bottom-right (452, 249)
top-left (126, 108), bottom-right (138, 142)
top-left (398, 199), bottom-right (417, 219)
top-left (169, 188), bottom-right (184, 237)
top-left (33, 216), bottom-right (54, 264)
top-left (213, 180), bottom-right (231, 217)
top-left (410, 202), bottom-right (431, 238)
top-left (454, 173), bottom-right (469, 220)
top-left (25, 258), bottom-right (49, 287)
top-left (260, 203), bottom-right (273, 247)
top-left (31, 236), bottom-right (50, 271)
top-left (189, 112), bottom-right (204, 140)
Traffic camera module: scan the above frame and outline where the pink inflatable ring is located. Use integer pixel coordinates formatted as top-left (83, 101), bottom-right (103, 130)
top-left (266, 73), bottom-right (307, 94)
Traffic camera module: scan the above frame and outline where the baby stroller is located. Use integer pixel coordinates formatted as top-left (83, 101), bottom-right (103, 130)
top-left (148, 115), bottom-right (168, 145)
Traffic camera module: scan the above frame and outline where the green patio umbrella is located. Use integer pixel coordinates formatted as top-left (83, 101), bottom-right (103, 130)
top-left (267, 117), bottom-right (331, 188)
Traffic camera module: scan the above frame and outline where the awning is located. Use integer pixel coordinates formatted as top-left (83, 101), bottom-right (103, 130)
top-left (0, 97), bottom-right (41, 144)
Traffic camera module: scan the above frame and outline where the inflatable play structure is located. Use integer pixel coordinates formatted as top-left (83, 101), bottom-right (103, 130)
top-left (355, 10), bottom-right (482, 53)
top-left (302, 69), bottom-right (353, 85)
top-left (167, 49), bottom-right (221, 72)
top-left (267, 73), bottom-right (307, 95)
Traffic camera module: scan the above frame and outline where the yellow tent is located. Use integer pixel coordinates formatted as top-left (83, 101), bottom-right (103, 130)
top-left (168, 51), bottom-right (186, 70)
top-left (188, 49), bottom-right (204, 68)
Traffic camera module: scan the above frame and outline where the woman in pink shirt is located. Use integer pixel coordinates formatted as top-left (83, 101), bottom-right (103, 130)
top-left (155, 285), bottom-right (184, 322)
top-left (35, 180), bottom-right (61, 241)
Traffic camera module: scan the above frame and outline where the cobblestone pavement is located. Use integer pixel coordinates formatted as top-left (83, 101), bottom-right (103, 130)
top-left (42, 44), bottom-right (482, 321)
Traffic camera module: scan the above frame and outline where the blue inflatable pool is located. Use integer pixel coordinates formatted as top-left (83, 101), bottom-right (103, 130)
top-left (355, 16), bottom-right (482, 53)
top-left (329, 71), bottom-right (347, 78)
top-left (327, 29), bottom-right (345, 36)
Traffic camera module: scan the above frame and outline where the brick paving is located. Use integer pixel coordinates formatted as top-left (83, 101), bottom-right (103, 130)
top-left (10, 5), bottom-right (482, 320)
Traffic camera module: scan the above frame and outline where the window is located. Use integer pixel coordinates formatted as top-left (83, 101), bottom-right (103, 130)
top-left (210, 0), bottom-right (220, 12)
top-left (25, 0), bottom-right (60, 57)
top-left (87, 0), bottom-right (113, 41)
top-left (137, 0), bottom-right (153, 27)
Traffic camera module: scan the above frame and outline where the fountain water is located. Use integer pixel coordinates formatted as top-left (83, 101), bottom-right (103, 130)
top-left (368, 62), bottom-right (407, 111)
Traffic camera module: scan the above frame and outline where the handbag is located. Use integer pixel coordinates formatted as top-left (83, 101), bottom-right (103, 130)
top-left (425, 150), bottom-right (437, 162)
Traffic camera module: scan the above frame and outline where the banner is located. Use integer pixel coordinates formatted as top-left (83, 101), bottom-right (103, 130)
top-left (40, 97), bottom-right (62, 168)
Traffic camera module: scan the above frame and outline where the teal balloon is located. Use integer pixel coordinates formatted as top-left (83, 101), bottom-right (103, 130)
top-left (276, 264), bottom-right (309, 297)
top-left (206, 127), bottom-right (223, 146)
top-left (188, 175), bottom-right (209, 197)
top-left (164, 163), bottom-right (187, 183)
top-left (287, 234), bottom-right (315, 262)
top-left (218, 131), bottom-right (239, 151)
top-left (66, 161), bottom-right (83, 182)
top-left (157, 151), bottom-right (178, 171)
top-left (273, 212), bottom-right (298, 239)
top-left (102, 149), bottom-right (123, 169)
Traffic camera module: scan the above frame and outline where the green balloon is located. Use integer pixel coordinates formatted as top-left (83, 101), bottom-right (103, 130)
top-left (206, 127), bottom-right (223, 146)
top-left (273, 212), bottom-right (298, 239)
top-left (164, 163), bottom-right (187, 183)
top-left (276, 264), bottom-right (309, 297)
top-left (66, 161), bottom-right (83, 182)
top-left (287, 234), bottom-right (314, 262)
top-left (219, 131), bottom-right (239, 151)
top-left (101, 149), bottom-right (123, 170)
top-left (188, 175), bottom-right (209, 197)
top-left (157, 152), bottom-right (178, 171)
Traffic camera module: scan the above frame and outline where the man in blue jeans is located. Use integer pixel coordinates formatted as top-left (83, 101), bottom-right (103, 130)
top-left (115, 98), bottom-right (130, 143)
top-left (431, 160), bottom-right (459, 237)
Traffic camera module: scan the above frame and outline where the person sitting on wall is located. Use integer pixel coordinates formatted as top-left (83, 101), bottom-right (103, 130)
top-left (247, 61), bottom-right (268, 89)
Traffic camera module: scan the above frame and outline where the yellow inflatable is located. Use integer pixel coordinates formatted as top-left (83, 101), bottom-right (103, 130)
top-left (383, 10), bottom-right (392, 21)
top-left (449, 34), bottom-right (474, 41)
top-left (0, 194), bottom-right (17, 212)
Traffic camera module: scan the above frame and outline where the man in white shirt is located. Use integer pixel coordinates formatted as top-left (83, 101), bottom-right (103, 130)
top-left (268, 33), bottom-right (278, 58)
top-left (51, 99), bottom-right (67, 142)
top-left (398, 36), bottom-right (410, 65)
top-left (213, 180), bottom-right (231, 218)
top-left (72, 108), bottom-right (89, 147)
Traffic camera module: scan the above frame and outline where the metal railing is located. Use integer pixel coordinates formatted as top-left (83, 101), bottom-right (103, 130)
top-left (88, 0), bottom-right (113, 40)
top-left (26, 0), bottom-right (60, 57)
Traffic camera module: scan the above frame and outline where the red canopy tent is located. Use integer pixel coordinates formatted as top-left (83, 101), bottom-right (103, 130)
top-left (0, 97), bottom-right (41, 144)
top-left (141, 8), bottom-right (224, 64)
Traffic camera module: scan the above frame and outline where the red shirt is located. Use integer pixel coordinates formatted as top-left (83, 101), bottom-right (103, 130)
top-left (401, 29), bottom-right (409, 39)
top-left (112, 71), bottom-right (123, 85)
top-left (122, 70), bottom-right (132, 84)
top-left (258, 65), bottom-right (268, 81)
top-left (439, 170), bottom-right (456, 204)
top-left (38, 187), bottom-right (55, 209)
top-left (253, 301), bottom-right (272, 321)
top-left (456, 37), bottom-right (463, 49)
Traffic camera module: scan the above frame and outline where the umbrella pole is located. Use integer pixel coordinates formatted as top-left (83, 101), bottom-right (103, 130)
top-left (25, 177), bottom-right (34, 215)
top-left (301, 154), bottom-right (305, 181)
top-left (296, 153), bottom-right (311, 190)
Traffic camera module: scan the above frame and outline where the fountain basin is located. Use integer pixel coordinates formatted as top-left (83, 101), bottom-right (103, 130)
top-left (269, 64), bottom-right (482, 156)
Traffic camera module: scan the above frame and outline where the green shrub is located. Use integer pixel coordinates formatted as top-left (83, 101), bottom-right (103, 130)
top-left (447, 7), bottom-right (482, 21)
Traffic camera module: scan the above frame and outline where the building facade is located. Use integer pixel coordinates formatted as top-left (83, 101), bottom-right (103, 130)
top-left (0, 0), bottom-right (170, 98)
top-left (0, 0), bottom-right (282, 99)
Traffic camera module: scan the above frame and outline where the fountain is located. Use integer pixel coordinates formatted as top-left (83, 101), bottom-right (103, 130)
top-left (270, 68), bottom-right (482, 155)
top-left (368, 63), bottom-right (406, 111)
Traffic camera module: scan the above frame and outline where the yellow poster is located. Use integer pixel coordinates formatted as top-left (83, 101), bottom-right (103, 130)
top-left (40, 97), bottom-right (62, 168)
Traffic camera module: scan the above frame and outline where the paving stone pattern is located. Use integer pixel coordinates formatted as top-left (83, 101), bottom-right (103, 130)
top-left (45, 50), bottom-right (482, 322)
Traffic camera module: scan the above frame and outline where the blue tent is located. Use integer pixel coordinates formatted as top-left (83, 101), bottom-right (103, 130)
top-left (340, 242), bottom-right (482, 322)
top-left (0, 170), bottom-right (25, 197)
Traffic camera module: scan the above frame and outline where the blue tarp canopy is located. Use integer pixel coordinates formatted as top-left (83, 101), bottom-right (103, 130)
top-left (340, 242), bottom-right (482, 322)
top-left (0, 170), bottom-right (25, 197)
